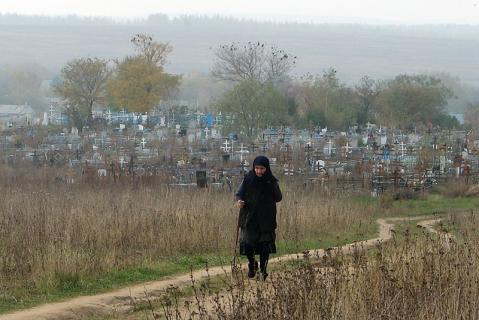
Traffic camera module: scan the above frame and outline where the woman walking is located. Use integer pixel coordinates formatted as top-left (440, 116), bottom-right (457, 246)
top-left (235, 156), bottom-right (282, 280)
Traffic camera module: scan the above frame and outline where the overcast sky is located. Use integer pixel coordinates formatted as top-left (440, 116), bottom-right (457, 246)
top-left (1, 0), bottom-right (479, 24)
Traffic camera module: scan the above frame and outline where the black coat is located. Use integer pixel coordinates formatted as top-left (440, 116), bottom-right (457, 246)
top-left (236, 172), bottom-right (282, 234)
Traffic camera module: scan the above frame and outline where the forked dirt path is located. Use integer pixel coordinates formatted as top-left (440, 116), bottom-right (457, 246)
top-left (0, 215), bottom-right (447, 320)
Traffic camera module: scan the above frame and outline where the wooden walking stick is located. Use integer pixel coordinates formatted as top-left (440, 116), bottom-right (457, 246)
top-left (231, 203), bottom-right (243, 274)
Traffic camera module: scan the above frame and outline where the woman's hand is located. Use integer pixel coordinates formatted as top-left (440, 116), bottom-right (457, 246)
top-left (236, 200), bottom-right (245, 209)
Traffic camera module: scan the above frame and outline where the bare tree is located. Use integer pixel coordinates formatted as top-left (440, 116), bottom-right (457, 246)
top-left (211, 42), bottom-right (296, 83)
top-left (131, 33), bottom-right (172, 68)
top-left (355, 75), bottom-right (380, 125)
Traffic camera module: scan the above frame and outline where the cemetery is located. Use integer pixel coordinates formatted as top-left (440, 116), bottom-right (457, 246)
top-left (0, 104), bottom-right (475, 196)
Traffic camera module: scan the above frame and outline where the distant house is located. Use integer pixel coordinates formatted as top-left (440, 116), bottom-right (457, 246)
top-left (0, 104), bottom-right (35, 128)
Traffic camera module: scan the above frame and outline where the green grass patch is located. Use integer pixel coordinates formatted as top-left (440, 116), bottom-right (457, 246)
top-left (278, 222), bottom-right (378, 254)
top-left (388, 195), bottom-right (479, 217)
top-left (0, 254), bottom-right (231, 314)
top-left (354, 193), bottom-right (479, 218)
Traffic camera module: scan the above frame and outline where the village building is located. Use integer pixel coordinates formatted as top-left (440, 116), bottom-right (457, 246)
top-left (0, 104), bottom-right (35, 128)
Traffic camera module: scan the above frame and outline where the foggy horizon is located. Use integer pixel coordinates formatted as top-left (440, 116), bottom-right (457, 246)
top-left (2, 0), bottom-right (479, 25)
top-left (1, 12), bottom-right (479, 27)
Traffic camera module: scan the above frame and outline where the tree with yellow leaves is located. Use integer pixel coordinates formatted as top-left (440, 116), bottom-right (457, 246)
top-left (108, 34), bottom-right (180, 113)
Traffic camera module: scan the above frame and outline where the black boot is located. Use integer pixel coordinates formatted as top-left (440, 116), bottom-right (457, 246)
top-left (247, 258), bottom-right (258, 278)
top-left (260, 266), bottom-right (268, 281)
top-left (260, 257), bottom-right (269, 281)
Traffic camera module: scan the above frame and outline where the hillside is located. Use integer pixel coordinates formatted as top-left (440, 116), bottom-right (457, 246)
top-left (1, 15), bottom-right (479, 86)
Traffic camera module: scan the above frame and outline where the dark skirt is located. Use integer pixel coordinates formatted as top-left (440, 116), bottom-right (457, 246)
top-left (239, 228), bottom-right (276, 256)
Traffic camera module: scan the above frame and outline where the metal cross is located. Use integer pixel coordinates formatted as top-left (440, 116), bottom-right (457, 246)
top-left (49, 105), bottom-right (55, 124)
top-left (399, 141), bottom-right (406, 157)
top-left (221, 139), bottom-right (231, 153)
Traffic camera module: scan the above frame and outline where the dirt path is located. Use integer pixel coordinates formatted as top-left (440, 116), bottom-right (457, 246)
top-left (0, 215), bottom-right (446, 320)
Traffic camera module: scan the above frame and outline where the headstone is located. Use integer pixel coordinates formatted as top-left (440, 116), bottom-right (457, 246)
top-left (42, 112), bottom-right (49, 126)
top-left (380, 136), bottom-right (387, 146)
top-left (383, 145), bottom-right (390, 161)
top-left (196, 170), bottom-right (207, 188)
top-left (32, 152), bottom-right (40, 166)
top-left (206, 113), bottom-right (214, 127)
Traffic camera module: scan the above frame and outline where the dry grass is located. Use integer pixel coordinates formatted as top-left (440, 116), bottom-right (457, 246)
top-left (148, 211), bottom-right (479, 320)
top-left (0, 165), bottom-right (374, 300)
top-left (434, 179), bottom-right (471, 198)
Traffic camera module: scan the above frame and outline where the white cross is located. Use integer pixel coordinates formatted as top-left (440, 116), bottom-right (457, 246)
top-left (141, 137), bottom-right (147, 149)
top-left (343, 142), bottom-right (353, 156)
top-left (399, 141), bottom-right (406, 157)
top-left (196, 110), bottom-right (202, 124)
top-left (119, 157), bottom-right (126, 167)
top-left (238, 143), bottom-right (249, 162)
top-left (326, 139), bottom-right (336, 155)
top-left (215, 113), bottom-right (222, 125)
top-left (221, 140), bottom-right (231, 153)
top-left (49, 105), bottom-right (55, 123)
top-left (204, 127), bottom-right (210, 138)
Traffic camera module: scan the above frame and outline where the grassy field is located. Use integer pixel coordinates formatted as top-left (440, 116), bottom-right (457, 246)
top-left (1, 165), bottom-right (478, 316)
top-left (0, 167), bottom-right (379, 314)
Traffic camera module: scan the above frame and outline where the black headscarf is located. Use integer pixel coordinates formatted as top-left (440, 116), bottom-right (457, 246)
top-left (243, 155), bottom-right (277, 186)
